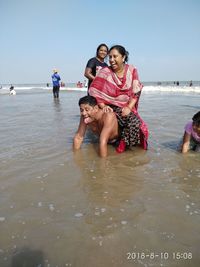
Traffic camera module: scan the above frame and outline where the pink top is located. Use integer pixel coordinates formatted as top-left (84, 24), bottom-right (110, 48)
top-left (185, 121), bottom-right (200, 142)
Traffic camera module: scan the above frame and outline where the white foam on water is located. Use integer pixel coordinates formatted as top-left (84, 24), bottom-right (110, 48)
top-left (143, 85), bottom-right (200, 93)
top-left (49, 204), bottom-right (55, 211)
top-left (1, 83), bottom-right (200, 94)
top-left (74, 212), bottom-right (83, 217)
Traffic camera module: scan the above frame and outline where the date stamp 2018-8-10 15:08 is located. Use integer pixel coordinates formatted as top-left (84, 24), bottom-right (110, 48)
top-left (126, 251), bottom-right (193, 261)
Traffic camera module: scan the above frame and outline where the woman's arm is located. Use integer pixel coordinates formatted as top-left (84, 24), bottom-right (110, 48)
top-left (84, 67), bottom-right (95, 81)
top-left (121, 98), bottom-right (137, 117)
top-left (181, 131), bottom-right (191, 153)
top-left (121, 77), bottom-right (141, 117)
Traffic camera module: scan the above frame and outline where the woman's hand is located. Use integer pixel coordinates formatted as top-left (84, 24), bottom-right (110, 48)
top-left (121, 106), bottom-right (131, 117)
top-left (99, 103), bottom-right (113, 113)
top-left (102, 105), bottom-right (113, 113)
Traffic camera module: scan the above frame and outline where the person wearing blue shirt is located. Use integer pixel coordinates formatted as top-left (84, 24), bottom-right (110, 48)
top-left (51, 69), bottom-right (61, 98)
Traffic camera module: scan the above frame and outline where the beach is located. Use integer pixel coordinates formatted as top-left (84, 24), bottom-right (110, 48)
top-left (0, 87), bottom-right (200, 267)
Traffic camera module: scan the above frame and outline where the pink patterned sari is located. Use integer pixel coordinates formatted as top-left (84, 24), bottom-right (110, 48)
top-left (89, 64), bottom-right (142, 112)
top-left (89, 64), bottom-right (148, 149)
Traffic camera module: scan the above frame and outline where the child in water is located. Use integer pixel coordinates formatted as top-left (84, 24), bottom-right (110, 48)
top-left (181, 111), bottom-right (200, 153)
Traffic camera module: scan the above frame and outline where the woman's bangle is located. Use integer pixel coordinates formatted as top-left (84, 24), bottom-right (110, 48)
top-left (126, 105), bottom-right (132, 111)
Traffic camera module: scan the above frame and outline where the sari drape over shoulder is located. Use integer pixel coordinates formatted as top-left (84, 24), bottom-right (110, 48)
top-left (89, 64), bottom-right (143, 113)
top-left (89, 64), bottom-right (148, 150)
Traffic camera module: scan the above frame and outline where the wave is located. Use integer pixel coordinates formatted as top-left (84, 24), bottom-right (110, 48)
top-left (143, 86), bottom-right (200, 93)
top-left (1, 85), bottom-right (200, 94)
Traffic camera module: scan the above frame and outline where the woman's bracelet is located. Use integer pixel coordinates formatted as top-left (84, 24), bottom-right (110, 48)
top-left (126, 105), bottom-right (132, 111)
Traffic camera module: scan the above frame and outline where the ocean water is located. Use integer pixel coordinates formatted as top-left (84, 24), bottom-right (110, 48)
top-left (0, 88), bottom-right (200, 267)
top-left (1, 80), bottom-right (200, 94)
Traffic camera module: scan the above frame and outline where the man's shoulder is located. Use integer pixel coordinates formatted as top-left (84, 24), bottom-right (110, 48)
top-left (52, 73), bottom-right (59, 77)
top-left (102, 111), bottom-right (116, 123)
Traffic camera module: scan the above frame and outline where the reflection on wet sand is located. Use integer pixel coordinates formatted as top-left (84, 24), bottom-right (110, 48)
top-left (53, 98), bottom-right (62, 112)
top-left (73, 148), bottom-right (148, 237)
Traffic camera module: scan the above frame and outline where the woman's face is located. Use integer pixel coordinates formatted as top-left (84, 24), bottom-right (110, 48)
top-left (109, 48), bottom-right (125, 72)
top-left (97, 46), bottom-right (108, 60)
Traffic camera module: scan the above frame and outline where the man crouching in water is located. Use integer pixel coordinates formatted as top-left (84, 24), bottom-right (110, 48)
top-left (73, 95), bottom-right (119, 157)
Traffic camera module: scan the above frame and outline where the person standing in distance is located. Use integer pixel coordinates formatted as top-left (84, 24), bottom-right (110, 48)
top-left (51, 69), bottom-right (61, 98)
top-left (84, 43), bottom-right (108, 93)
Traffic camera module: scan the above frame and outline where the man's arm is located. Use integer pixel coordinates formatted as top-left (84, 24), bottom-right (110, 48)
top-left (73, 116), bottom-right (87, 150)
top-left (99, 113), bottom-right (116, 157)
top-left (55, 74), bottom-right (61, 81)
top-left (181, 131), bottom-right (191, 153)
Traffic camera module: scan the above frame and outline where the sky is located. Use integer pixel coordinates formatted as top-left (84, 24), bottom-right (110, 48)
top-left (1, 0), bottom-right (200, 84)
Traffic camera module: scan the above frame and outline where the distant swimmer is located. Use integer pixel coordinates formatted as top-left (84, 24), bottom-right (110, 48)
top-left (83, 80), bottom-right (88, 88)
top-left (189, 80), bottom-right (193, 87)
top-left (9, 85), bottom-right (16, 95)
top-left (77, 81), bottom-right (83, 88)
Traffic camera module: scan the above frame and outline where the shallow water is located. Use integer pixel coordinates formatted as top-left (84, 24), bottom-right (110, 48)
top-left (0, 90), bottom-right (200, 267)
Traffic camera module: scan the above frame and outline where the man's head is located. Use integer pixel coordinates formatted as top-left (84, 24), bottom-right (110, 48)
top-left (78, 95), bottom-right (98, 123)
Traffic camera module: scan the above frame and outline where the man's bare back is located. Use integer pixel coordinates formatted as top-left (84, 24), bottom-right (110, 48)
top-left (88, 111), bottom-right (118, 141)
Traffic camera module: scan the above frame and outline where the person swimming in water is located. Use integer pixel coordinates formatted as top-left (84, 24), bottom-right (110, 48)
top-left (9, 85), bottom-right (16, 95)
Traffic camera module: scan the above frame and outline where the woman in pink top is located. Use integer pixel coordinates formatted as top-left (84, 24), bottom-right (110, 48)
top-left (181, 111), bottom-right (200, 153)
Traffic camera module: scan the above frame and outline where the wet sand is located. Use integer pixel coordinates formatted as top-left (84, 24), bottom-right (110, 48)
top-left (0, 90), bottom-right (200, 267)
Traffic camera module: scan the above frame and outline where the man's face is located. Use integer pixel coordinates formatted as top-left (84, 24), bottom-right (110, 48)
top-left (80, 103), bottom-right (96, 122)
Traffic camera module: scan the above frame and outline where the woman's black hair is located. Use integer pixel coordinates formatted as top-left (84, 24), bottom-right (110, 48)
top-left (96, 43), bottom-right (108, 56)
top-left (192, 111), bottom-right (200, 126)
top-left (109, 45), bottom-right (129, 63)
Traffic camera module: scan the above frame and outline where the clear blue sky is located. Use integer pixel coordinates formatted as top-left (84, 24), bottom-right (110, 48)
top-left (1, 0), bottom-right (200, 84)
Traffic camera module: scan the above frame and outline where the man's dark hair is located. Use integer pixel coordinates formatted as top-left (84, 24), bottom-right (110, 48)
top-left (192, 111), bottom-right (200, 127)
top-left (78, 95), bottom-right (97, 107)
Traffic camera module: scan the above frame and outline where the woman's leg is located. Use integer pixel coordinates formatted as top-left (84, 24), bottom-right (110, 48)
top-left (112, 106), bottom-right (141, 148)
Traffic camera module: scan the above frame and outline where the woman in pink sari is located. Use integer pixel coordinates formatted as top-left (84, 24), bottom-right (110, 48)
top-left (89, 45), bottom-right (148, 153)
